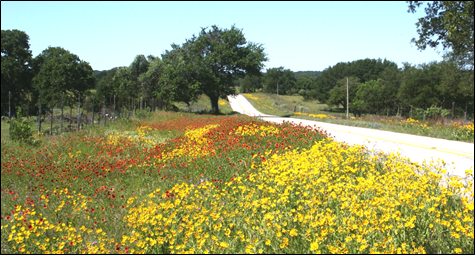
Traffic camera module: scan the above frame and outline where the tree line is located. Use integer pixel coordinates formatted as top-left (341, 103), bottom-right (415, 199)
top-left (234, 57), bottom-right (473, 118)
top-left (2, 25), bottom-right (267, 116)
top-left (2, 1), bottom-right (473, 118)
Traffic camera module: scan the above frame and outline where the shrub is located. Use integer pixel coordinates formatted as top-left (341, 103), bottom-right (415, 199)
top-left (135, 107), bottom-right (152, 119)
top-left (9, 107), bottom-right (34, 142)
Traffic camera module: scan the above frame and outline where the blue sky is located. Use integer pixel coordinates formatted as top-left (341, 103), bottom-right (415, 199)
top-left (1, 1), bottom-right (444, 72)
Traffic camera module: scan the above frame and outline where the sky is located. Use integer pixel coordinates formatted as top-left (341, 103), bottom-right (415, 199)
top-left (1, 1), bottom-right (445, 72)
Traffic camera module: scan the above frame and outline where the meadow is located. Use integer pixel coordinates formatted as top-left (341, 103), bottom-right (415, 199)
top-left (1, 110), bottom-right (474, 254)
top-left (242, 93), bottom-right (474, 143)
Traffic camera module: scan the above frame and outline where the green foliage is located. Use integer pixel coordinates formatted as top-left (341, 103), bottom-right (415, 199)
top-left (408, 1), bottom-right (474, 70)
top-left (95, 67), bottom-right (119, 108)
top-left (326, 76), bottom-right (361, 111)
top-left (355, 79), bottom-right (386, 111)
top-left (314, 58), bottom-right (399, 103)
top-left (32, 46), bottom-right (95, 106)
top-left (188, 25), bottom-right (268, 114)
top-left (159, 45), bottom-right (201, 106)
top-left (294, 71), bottom-right (322, 78)
top-left (9, 107), bottom-right (34, 143)
top-left (424, 104), bottom-right (451, 118)
top-left (1, 29), bottom-right (33, 115)
top-left (240, 74), bottom-right (262, 93)
top-left (135, 107), bottom-right (152, 119)
top-left (262, 67), bottom-right (296, 95)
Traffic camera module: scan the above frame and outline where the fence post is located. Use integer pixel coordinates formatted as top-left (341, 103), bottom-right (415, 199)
top-left (9, 91), bottom-right (11, 119)
top-left (118, 93), bottom-right (121, 118)
top-left (423, 112), bottom-right (426, 122)
top-left (128, 97), bottom-right (130, 119)
top-left (464, 102), bottom-right (467, 124)
top-left (113, 94), bottom-right (116, 122)
top-left (410, 106), bottom-right (413, 119)
top-left (61, 92), bottom-right (64, 134)
top-left (69, 96), bottom-right (72, 131)
top-left (51, 88), bottom-right (54, 135)
top-left (141, 97), bottom-right (143, 110)
top-left (91, 97), bottom-right (94, 126)
top-left (85, 96), bottom-right (89, 128)
top-left (452, 102), bottom-right (455, 120)
top-left (27, 90), bottom-right (30, 119)
top-left (134, 98), bottom-right (136, 117)
top-left (103, 97), bottom-right (106, 126)
top-left (8, 91), bottom-right (11, 137)
top-left (37, 93), bottom-right (41, 134)
top-left (77, 94), bottom-right (81, 131)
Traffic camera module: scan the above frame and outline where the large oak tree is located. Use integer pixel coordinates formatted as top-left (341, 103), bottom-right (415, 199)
top-left (186, 25), bottom-right (267, 114)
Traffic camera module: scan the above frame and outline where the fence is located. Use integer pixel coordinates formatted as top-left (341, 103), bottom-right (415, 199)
top-left (254, 91), bottom-right (473, 124)
top-left (1, 90), bottom-right (165, 137)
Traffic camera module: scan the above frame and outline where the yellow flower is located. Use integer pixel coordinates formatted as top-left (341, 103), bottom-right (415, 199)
top-left (220, 242), bottom-right (228, 248)
top-left (310, 241), bottom-right (319, 251)
top-left (289, 228), bottom-right (298, 237)
top-left (265, 239), bottom-right (271, 246)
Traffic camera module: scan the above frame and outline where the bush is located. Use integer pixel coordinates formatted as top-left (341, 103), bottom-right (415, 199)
top-left (9, 107), bottom-right (33, 142)
top-left (135, 107), bottom-right (152, 119)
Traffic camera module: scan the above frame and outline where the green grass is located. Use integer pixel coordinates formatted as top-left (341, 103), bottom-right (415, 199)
top-left (174, 94), bottom-right (236, 115)
top-left (242, 92), bottom-right (474, 143)
top-left (242, 92), bottom-right (342, 117)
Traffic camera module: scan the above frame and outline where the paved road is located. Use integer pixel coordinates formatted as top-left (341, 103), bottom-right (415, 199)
top-left (228, 94), bottom-right (474, 178)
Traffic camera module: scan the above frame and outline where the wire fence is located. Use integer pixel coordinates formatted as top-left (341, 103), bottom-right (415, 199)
top-left (1, 90), bottom-right (164, 136)
top-left (256, 91), bottom-right (473, 124)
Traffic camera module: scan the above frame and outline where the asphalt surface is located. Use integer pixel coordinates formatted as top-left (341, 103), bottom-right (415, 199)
top-left (228, 94), bottom-right (474, 178)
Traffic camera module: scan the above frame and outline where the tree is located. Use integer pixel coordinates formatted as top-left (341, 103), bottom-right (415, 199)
top-left (157, 44), bottom-right (201, 108)
top-left (1, 29), bottom-right (33, 116)
top-left (408, 1), bottom-right (474, 70)
top-left (355, 79), bottom-right (386, 113)
top-left (314, 58), bottom-right (398, 103)
top-left (326, 76), bottom-right (361, 113)
top-left (263, 67), bottom-right (296, 95)
top-left (95, 67), bottom-right (118, 107)
top-left (187, 25), bottom-right (268, 114)
top-left (397, 61), bottom-right (441, 110)
top-left (378, 66), bottom-right (402, 112)
top-left (241, 74), bottom-right (262, 93)
top-left (32, 46), bottom-right (95, 108)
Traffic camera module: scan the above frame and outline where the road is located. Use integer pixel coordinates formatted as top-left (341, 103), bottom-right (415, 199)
top-left (227, 94), bottom-right (474, 178)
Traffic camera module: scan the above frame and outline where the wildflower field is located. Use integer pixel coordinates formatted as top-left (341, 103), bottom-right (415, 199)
top-left (1, 111), bottom-right (474, 254)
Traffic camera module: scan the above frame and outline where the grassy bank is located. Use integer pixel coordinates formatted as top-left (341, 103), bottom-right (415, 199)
top-left (242, 93), bottom-right (474, 143)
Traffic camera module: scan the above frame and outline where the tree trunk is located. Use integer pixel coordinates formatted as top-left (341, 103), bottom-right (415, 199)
top-left (209, 95), bottom-right (220, 114)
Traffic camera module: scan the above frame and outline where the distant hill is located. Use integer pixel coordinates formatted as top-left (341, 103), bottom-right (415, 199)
top-left (294, 71), bottom-right (322, 78)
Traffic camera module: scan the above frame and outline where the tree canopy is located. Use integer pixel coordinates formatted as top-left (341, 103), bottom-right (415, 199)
top-left (1, 29), bottom-right (33, 115)
top-left (262, 67), bottom-right (296, 95)
top-left (186, 25), bottom-right (268, 113)
top-left (32, 46), bottom-right (95, 107)
top-left (408, 1), bottom-right (474, 70)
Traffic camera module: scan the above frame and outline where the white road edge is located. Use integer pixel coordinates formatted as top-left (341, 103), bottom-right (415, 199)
top-left (228, 94), bottom-right (474, 178)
